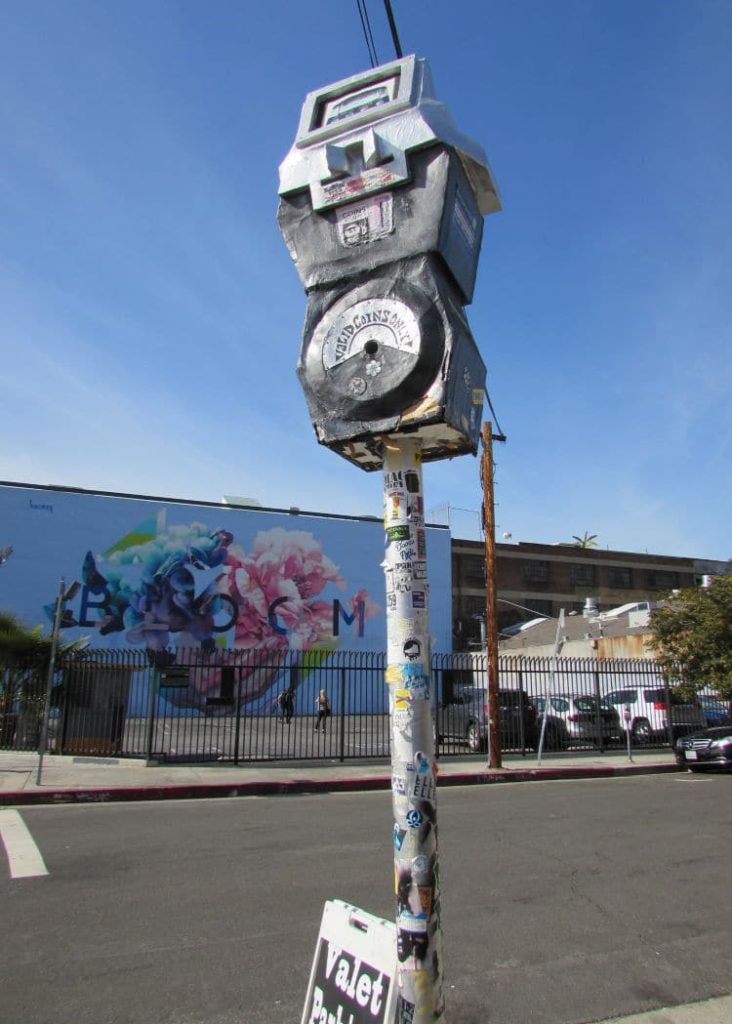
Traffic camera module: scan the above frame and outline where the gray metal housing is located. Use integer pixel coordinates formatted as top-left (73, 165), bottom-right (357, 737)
top-left (278, 145), bottom-right (484, 305)
top-left (297, 255), bottom-right (487, 471)
top-left (278, 55), bottom-right (500, 216)
top-left (278, 56), bottom-right (499, 305)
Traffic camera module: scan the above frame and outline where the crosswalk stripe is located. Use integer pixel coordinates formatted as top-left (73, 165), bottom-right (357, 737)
top-left (0, 809), bottom-right (49, 879)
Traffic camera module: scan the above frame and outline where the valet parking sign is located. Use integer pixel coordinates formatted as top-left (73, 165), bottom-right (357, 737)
top-left (302, 901), bottom-right (397, 1024)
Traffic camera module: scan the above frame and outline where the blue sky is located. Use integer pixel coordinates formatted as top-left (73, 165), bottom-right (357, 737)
top-left (1, 1), bottom-right (730, 560)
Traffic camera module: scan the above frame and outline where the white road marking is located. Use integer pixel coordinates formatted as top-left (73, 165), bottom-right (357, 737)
top-left (0, 809), bottom-right (49, 879)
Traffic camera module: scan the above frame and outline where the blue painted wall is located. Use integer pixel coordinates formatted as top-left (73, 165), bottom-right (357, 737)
top-left (0, 483), bottom-right (452, 715)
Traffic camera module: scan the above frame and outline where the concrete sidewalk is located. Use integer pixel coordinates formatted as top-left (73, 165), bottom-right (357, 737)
top-left (603, 993), bottom-right (732, 1024)
top-left (0, 747), bottom-right (680, 805)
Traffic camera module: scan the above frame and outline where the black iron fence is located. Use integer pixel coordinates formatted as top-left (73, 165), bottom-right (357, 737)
top-left (0, 649), bottom-right (703, 762)
top-left (432, 653), bottom-right (706, 756)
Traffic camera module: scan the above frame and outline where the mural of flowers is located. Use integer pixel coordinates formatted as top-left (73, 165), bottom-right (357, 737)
top-left (78, 518), bottom-right (379, 709)
top-left (84, 523), bottom-right (235, 652)
top-left (226, 528), bottom-right (345, 652)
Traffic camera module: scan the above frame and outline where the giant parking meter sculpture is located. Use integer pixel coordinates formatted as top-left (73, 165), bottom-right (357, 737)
top-left (278, 55), bottom-right (499, 1023)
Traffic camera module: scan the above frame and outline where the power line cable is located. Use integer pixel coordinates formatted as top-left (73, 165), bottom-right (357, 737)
top-left (356, 0), bottom-right (379, 67)
top-left (363, 0), bottom-right (379, 64)
top-left (485, 389), bottom-right (506, 442)
top-left (383, 0), bottom-right (403, 58)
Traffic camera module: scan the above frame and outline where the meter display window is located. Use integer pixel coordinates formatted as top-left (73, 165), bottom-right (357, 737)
top-left (319, 75), bottom-right (400, 128)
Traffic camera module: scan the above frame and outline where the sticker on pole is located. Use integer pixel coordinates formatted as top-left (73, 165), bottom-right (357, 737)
top-left (301, 899), bottom-right (397, 1024)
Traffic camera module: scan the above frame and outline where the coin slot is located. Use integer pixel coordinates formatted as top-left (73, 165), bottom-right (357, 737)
top-left (364, 340), bottom-right (379, 356)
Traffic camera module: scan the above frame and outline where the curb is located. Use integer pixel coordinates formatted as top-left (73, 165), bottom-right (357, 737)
top-left (0, 762), bottom-right (680, 806)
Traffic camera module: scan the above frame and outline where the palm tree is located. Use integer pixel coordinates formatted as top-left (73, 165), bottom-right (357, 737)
top-left (0, 612), bottom-right (87, 747)
top-left (0, 611), bottom-right (58, 665)
top-left (572, 532), bottom-right (599, 549)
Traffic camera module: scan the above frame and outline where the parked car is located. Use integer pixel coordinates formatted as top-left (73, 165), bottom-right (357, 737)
top-left (699, 694), bottom-right (732, 727)
top-left (436, 684), bottom-right (538, 753)
top-left (535, 695), bottom-right (622, 750)
top-left (604, 685), bottom-right (705, 743)
top-left (675, 726), bottom-right (732, 771)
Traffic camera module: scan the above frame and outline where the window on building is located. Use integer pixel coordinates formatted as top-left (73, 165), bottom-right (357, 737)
top-left (608, 567), bottom-right (632, 588)
top-left (465, 596), bottom-right (486, 618)
top-left (460, 556), bottom-right (484, 586)
top-left (569, 563), bottom-right (596, 586)
top-left (521, 598), bottom-right (553, 617)
top-left (647, 570), bottom-right (680, 590)
top-left (523, 560), bottom-right (550, 583)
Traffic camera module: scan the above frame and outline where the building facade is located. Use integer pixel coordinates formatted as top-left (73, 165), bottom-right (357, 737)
top-left (452, 539), bottom-right (730, 650)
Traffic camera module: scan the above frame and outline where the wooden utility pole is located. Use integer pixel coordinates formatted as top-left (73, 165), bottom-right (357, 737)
top-left (482, 423), bottom-right (501, 768)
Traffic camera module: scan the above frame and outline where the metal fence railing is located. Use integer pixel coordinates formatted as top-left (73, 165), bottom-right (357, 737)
top-left (0, 649), bottom-right (704, 762)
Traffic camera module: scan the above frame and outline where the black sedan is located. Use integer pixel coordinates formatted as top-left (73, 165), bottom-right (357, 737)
top-left (675, 726), bottom-right (732, 771)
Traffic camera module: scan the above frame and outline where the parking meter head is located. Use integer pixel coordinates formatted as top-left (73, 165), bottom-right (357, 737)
top-left (277, 55), bottom-right (500, 304)
top-left (297, 255), bottom-right (486, 470)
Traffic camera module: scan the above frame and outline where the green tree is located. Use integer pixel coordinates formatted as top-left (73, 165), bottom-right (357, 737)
top-left (572, 532), bottom-right (598, 549)
top-left (648, 576), bottom-right (732, 698)
top-left (0, 611), bottom-right (88, 747)
top-left (0, 610), bottom-right (87, 667)
top-left (0, 611), bottom-right (58, 666)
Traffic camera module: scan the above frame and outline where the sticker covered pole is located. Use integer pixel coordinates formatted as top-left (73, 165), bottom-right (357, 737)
top-left (383, 436), bottom-right (444, 1024)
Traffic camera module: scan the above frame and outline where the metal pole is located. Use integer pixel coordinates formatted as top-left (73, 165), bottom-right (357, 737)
top-left (482, 422), bottom-right (501, 769)
top-left (145, 666), bottom-right (159, 765)
top-left (537, 610), bottom-right (565, 766)
top-left (338, 666), bottom-right (346, 764)
top-left (383, 437), bottom-right (444, 1024)
top-left (36, 577), bottom-right (65, 786)
top-left (593, 667), bottom-right (604, 754)
top-left (625, 705), bottom-right (634, 762)
top-left (233, 667), bottom-right (243, 766)
top-left (663, 676), bottom-right (676, 751)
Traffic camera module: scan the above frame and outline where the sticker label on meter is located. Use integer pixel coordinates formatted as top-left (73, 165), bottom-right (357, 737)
top-left (336, 194), bottom-right (394, 247)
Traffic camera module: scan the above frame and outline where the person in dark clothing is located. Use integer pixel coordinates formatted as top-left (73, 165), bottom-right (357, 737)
top-left (275, 687), bottom-right (295, 724)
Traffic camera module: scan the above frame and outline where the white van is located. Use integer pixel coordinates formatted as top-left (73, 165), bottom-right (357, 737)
top-left (604, 685), bottom-right (705, 743)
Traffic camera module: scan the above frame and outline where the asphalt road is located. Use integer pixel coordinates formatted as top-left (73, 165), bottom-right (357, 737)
top-left (1, 774), bottom-right (730, 1024)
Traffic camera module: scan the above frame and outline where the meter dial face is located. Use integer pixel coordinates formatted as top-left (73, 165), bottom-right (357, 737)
top-left (308, 281), bottom-right (445, 419)
top-left (322, 298), bottom-right (419, 371)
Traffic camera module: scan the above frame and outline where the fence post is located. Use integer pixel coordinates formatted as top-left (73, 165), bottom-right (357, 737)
top-left (663, 675), bottom-right (675, 750)
top-left (516, 668), bottom-right (525, 756)
top-left (432, 658), bottom-right (440, 757)
top-left (338, 666), bottom-right (346, 764)
top-left (594, 667), bottom-right (604, 753)
top-left (518, 670), bottom-right (527, 756)
top-left (145, 666), bottom-right (158, 765)
top-left (233, 666), bottom-right (243, 766)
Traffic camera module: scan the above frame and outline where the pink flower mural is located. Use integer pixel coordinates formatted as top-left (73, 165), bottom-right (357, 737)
top-left (226, 528), bottom-right (345, 652)
top-left (79, 521), bottom-right (379, 709)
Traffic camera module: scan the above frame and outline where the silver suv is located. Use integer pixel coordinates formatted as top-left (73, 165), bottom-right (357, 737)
top-left (604, 685), bottom-right (705, 743)
top-left (436, 683), bottom-right (538, 753)
top-left (536, 695), bottom-right (622, 750)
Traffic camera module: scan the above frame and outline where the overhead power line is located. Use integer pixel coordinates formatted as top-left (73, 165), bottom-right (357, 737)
top-left (485, 389), bottom-right (506, 442)
top-left (383, 0), bottom-right (403, 58)
top-left (356, 0), bottom-right (378, 67)
top-left (355, 0), bottom-right (404, 66)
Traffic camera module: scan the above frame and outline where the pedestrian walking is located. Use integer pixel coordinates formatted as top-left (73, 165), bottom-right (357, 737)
top-left (275, 687), bottom-right (295, 725)
top-left (314, 689), bottom-right (331, 732)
